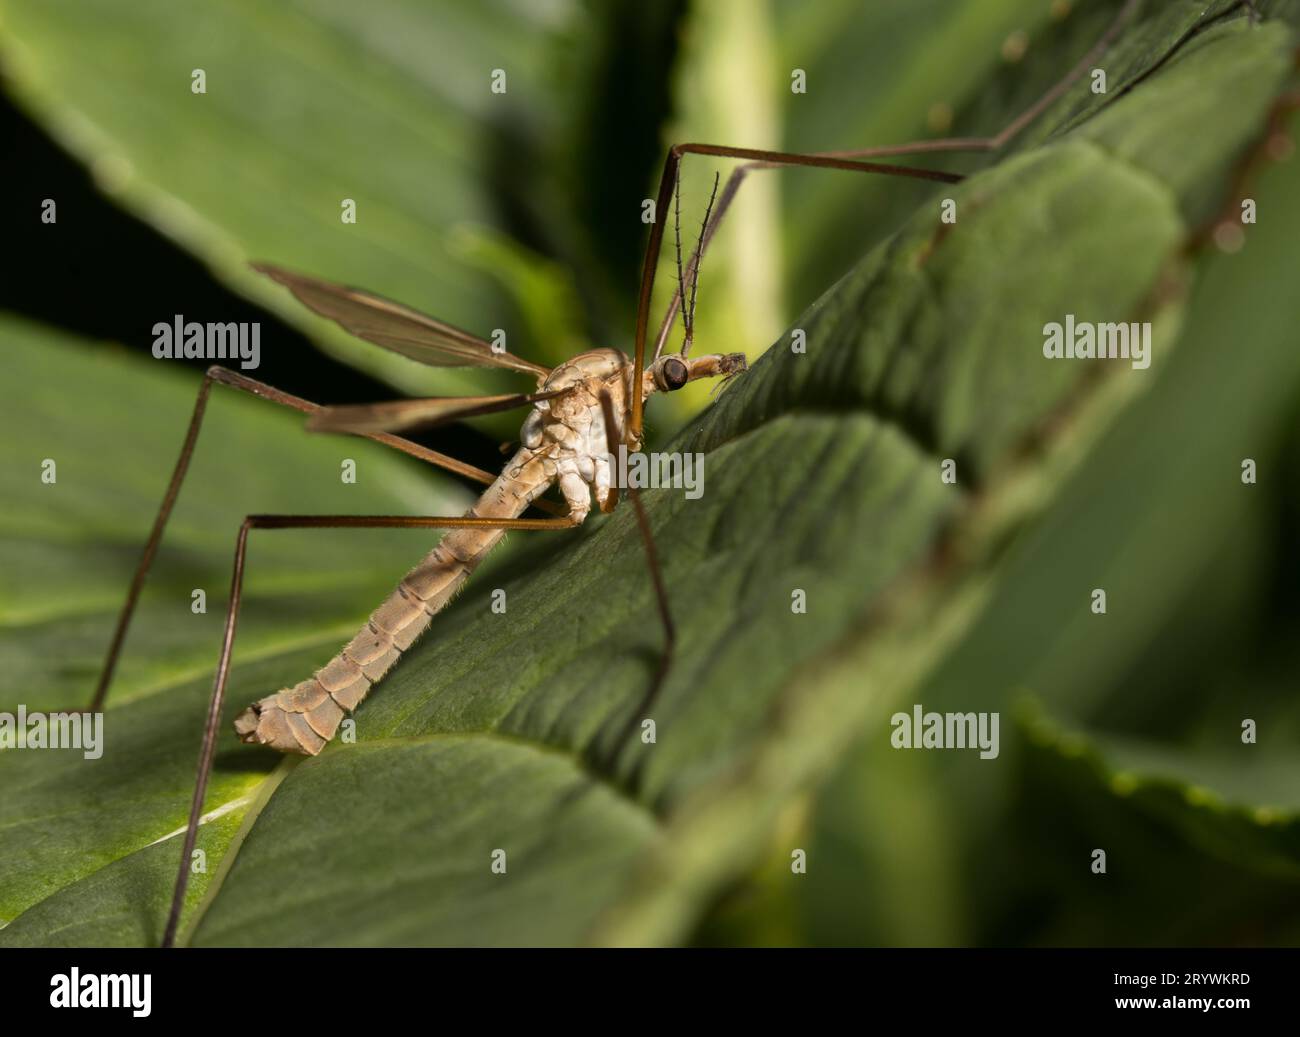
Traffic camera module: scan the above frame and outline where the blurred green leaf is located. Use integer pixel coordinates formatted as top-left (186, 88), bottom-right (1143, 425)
top-left (1009, 703), bottom-right (1300, 945)
top-left (0, 0), bottom-right (655, 398)
top-left (775, 0), bottom-right (1268, 299)
top-left (1025, 705), bottom-right (1300, 856)
top-left (715, 25), bottom-right (1300, 944)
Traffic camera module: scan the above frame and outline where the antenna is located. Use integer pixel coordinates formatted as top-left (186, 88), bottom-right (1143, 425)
top-left (672, 169), bottom-right (721, 355)
top-left (673, 166), bottom-right (690, 346)
top-left (685, 171), bottom-right (721, 352)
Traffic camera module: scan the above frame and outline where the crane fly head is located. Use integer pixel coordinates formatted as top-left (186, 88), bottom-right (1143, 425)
top-left (643, 351), bottom-right (747, 397)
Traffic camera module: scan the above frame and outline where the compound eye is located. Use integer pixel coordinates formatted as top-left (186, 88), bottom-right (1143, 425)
top-left (663, 357), bottom-right (689, 391)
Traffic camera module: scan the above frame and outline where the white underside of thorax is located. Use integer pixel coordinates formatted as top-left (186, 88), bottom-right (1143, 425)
top-left (515, 348), bottom-right (632, 522)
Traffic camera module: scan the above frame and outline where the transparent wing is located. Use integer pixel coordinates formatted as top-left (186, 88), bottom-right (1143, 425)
top-left (253, 263), bottom-right (551, 380)
top-left (306, 389), bottom-right (571, 435)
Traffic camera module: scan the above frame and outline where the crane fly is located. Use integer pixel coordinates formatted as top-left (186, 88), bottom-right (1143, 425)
top-left (228, 260), bottom-right (747, 756)
top-left (82, 0), bottom-right (1237, 947)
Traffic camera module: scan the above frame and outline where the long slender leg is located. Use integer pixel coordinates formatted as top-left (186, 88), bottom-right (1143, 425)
top-left (91, 365), bottom-right (561, 712)
top-left (161, 509), bottom-right (578, 948)
top-left (664, 0), bottom-right (1266, 359)
top-left (650, 0), bottom-right (1150, 359)
top-left (597, 391), bottom-right (674, 759)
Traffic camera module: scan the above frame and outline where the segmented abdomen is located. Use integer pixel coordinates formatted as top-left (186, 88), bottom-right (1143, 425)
top-left (233, 450), bottom-right (551, 755)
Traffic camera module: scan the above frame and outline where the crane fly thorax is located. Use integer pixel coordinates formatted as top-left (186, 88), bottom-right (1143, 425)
top-left (507, 348), bottom-right (635, 522)
top-left (519, 347), bottom-right (632, 457)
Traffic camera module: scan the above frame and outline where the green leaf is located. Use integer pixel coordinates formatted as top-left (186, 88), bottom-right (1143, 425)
top-left (187, 737), bottom-right (659, 946)
top-left (0, 0), bottom-right (611, 395)
top-left (2, 5), bottom-right (1293, 947)
top-left (700, 24), bottom-right (1300, 943)
top-left (1023, 704), bottom-right (1300, 875)
top-left (1005, 705), bottom-right (1300, 945)
top-left (0, 806), bottom-right (250, 947)
top-left (0, 317), bottom-right (469, 939)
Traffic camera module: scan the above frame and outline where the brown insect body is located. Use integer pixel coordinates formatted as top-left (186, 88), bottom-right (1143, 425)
top-left (233, 347), bottom-right (744, 754)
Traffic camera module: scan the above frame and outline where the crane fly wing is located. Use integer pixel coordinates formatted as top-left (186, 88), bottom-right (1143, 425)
top-left (252, 263), bottom-right (552, 380)
top-left (306, 389), bottom-right (572, 435)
